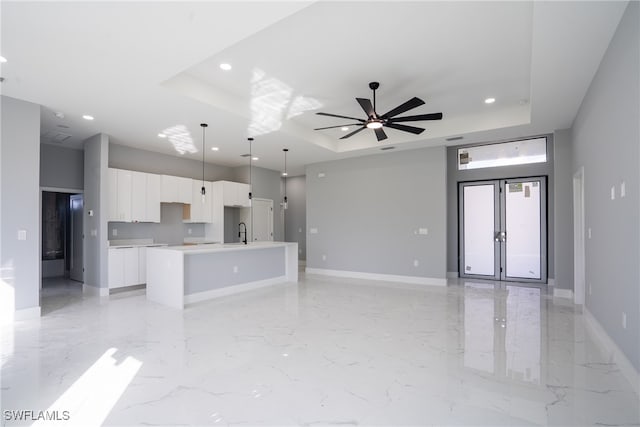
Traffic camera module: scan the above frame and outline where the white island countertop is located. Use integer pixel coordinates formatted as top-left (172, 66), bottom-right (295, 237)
top-left (146, 241), bottom-right (298, 309)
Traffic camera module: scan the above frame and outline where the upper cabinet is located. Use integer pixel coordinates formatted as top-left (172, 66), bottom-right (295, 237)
top-left (161, 175), bottom-right (192, 204)
top-left (108, 168), bottom-right (132, 222)
top-left (221, 181), bottom-right (251, 207)
top-left (108, 168), bottom-right (160, 223)
top-left (185, 180), bottom-right (213, 223)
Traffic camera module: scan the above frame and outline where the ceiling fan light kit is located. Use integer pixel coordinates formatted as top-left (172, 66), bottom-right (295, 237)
top-left (314, 81), bottom-right (443, 142)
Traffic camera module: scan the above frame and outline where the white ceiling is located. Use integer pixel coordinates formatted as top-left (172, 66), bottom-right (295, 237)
top-left (1, 1), bottom-right (627, 176)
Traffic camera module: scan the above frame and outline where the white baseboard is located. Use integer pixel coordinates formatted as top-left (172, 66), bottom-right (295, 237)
top-left (14, 306), bottom-right (41, 321)
top-left (305, 268), bottom-right (447, 287)
top-left (553, 288), bottom-right (574, 299)
top-left (83, 284), bottom-right (109, 297)
top-left (584, 307), bottom-right (639, 396)
top-left (184, 276), bottom-right (290, 305)
top-left (447, 271), bottom-right (458, 279)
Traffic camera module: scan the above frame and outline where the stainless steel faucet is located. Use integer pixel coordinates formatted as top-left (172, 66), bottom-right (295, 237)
top-left (238, 222), bottom-right (247, 245)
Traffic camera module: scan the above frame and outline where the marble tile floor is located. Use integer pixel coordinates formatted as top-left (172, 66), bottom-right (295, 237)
top-left (1, 274), bottom-right (638, 426)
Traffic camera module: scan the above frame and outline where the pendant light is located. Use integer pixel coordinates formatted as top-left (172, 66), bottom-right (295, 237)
top-left (248, 137), bottom-right (254, 243)
top-left (282, 148), bottom-right (288, 210)
top-left (200, 123), bottom-right (208, 203)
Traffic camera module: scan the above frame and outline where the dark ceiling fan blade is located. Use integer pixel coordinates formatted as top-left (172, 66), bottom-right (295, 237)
top-left (317, 112), bottom-right (365, 122)
top-left (356, 98), bottom-right (375, 117)
top-left (374, 127), bottom-right (388, 141)
top-left (339, 126), bottom-right (366, 139)
top-left (388, 112), bottom-right (443, 123)
top-left (380, 97), bottom-right (425, 119)
top-left (314, 123), bottom-right (362, 130)
top-left (385, 122), bottom-right (425, 135)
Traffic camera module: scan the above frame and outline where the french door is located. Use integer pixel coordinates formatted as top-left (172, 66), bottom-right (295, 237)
top-left (459, 177), bottom-right (547, 283)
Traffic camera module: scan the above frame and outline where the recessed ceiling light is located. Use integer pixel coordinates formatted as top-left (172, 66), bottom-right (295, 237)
top-left (211, 147), bottom-right (219, 151)
top-left (82, 115), bottom-right (94, 121)
top-left (219, 63), bottom-right (232, 71)
top-left (158, 133), bottom-right (167, 138)
top-left (484, 97), bottom-right (496, 104)
top-left (282, 172), bottom-right (288, 176)
top-left (252, 157), bottom-right (259, 161)
top-left (341, 126), bottom-right (349, 131)
top-left (0, 56), bottom-right (6, 63)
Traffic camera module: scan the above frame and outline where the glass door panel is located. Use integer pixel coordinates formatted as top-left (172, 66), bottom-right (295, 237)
top-left (460, 183), bottom-right (499, 278)
top-left (504, 180), bottom-right (542, 280)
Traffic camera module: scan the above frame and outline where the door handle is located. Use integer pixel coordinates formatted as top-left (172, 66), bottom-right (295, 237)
top-left (494, 231), bottom-right (507, 242)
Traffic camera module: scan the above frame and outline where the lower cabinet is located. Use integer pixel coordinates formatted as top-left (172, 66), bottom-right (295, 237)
top-left (108, 247), bottom-right (146, 288)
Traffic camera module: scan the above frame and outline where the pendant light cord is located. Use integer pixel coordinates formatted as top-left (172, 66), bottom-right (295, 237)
top-left (200, 123), bottom-right (208, 196)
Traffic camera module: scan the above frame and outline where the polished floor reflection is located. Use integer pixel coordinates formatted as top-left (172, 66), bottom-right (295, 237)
top-left (1, 274), bottom-right (638, 426)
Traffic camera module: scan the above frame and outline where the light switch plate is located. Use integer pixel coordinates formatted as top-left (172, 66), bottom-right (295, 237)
top-left (309, 228), bottom-right (318, 234)
top-left (318, 173), bottom-right (326, 178)
top-left (621, 181), bottom-right (626, 198)
top-left (418, 228), bottom-right (428, 235)
top-left (112, 229), bottom-right (118, 237)
top-left (611, 186), bottom-right (616, 200)
top-left (17, 229), bottom-right (27, 241)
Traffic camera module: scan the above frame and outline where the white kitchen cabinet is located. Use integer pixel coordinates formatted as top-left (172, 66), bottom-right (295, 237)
top-left (108, 168), bottom-right (132, 222)
top-left (108, 247), bottom-right (139, 288)
top-left (161, 175), bottom-right (193, 204)
top-left (222, 181), bottom-right (251, 207)
top-left (131, 171), bottom-right (147, 222)
top-left (146, 173), bottom-right (161, 222)
top-left (138, 247), bottom-right (147, 284)
top-left (161, 175), bottom-right (178, 202)
top-left (177, 177), bottom-right (193, 205)
top-left (186, 180), bottom-right (213, 223)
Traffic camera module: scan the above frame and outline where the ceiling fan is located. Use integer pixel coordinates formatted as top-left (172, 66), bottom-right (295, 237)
top-left (314, 82), bottom-right (443, 142)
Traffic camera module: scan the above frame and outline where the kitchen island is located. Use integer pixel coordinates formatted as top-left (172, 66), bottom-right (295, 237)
top-left (146, 242), bottom-right (298, 309)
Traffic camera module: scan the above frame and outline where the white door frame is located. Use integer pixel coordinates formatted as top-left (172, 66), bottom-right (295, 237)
top-left (573, 167), bottom-right (585, 305)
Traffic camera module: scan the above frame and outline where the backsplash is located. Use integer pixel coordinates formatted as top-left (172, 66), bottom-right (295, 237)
top-left (107, 203), bottom-right (205, 245)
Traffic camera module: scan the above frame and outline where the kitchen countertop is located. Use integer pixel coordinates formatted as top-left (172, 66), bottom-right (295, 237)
top-left (108, 239), bottom-right (169, 249)
top-left (157, 241), bottom-right (295, 255)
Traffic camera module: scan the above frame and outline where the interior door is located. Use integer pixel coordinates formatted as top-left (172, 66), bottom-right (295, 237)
top-left (69, 194), bottom-right (84, 282)
top-left (252, 198), bottom-right (273, 242)
top-left (459, 177), bottom-right (547, 283)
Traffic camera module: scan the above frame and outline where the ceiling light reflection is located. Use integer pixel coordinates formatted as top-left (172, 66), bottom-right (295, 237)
top-left (247, 68), bottom-right (322, 138)
top-left (160, 124), bottom-right (197, 155)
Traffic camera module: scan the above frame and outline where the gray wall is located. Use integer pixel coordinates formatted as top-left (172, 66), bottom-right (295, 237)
top-left (306, 147), bottom-right (447, 278)
top-left (553, 129), bottom-right (574, 290)
top-left (40, 144), bottom-right (84, 190)
top-left (109, 143), bottom-right (233, 181)
top-left (445, 136), bottom-right (556, 281)
top-left (0, 96), bottom-right (41, 311)
top-left (571, 1), bottom-right (639, 371)
top-left (284, 175), bottom-right (306, 260)
top-left (232, 165), bottom-right (284, 241)
top-left (108, 204), bottom-right (204, 245)
top-left (83, 134), bottom-right (109, 289)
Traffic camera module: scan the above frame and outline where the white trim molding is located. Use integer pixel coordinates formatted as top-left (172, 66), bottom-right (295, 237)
top-left (305, 268), bottom-right (447, 287)
top-left (553, 288), bottom-right (574, 299)
top-left (184, 276), bottom-right (290, 305)
top-left (14, 306), bottom-right (41, 321)
top-left (83, 284), bottom-right (109, 297)
top-left (584, 308), bottom-right (639, 395)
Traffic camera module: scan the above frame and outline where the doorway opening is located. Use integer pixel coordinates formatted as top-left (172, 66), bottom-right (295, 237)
top-left (458, 177), bottom-right (548, 284)
top-left (41, 191), bottom-right (84, 312)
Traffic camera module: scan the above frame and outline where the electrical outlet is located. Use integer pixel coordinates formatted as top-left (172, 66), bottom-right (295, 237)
top-left (91, 229), bottom-right (97, 237)
top-left (622, 312), bottom-right (627, 329)
top-left (418, 228), bottom-right (428, 235)
top-left (322, 254), bottom-right (326, 261)
top-left (298, 228), bottom-right (302, 233)
top-left (310, 228), bottom-right (318, 234)
top-left (233, 266), bottom-right (238, 273)
top-left (318, 172), bottom-right (326, 178)
top-left (413, 259), bottom-right (419, 267)
top-left (188, 228), bottom-right (192, 235)
top-left (112, 228), bottom-right (118, 237)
